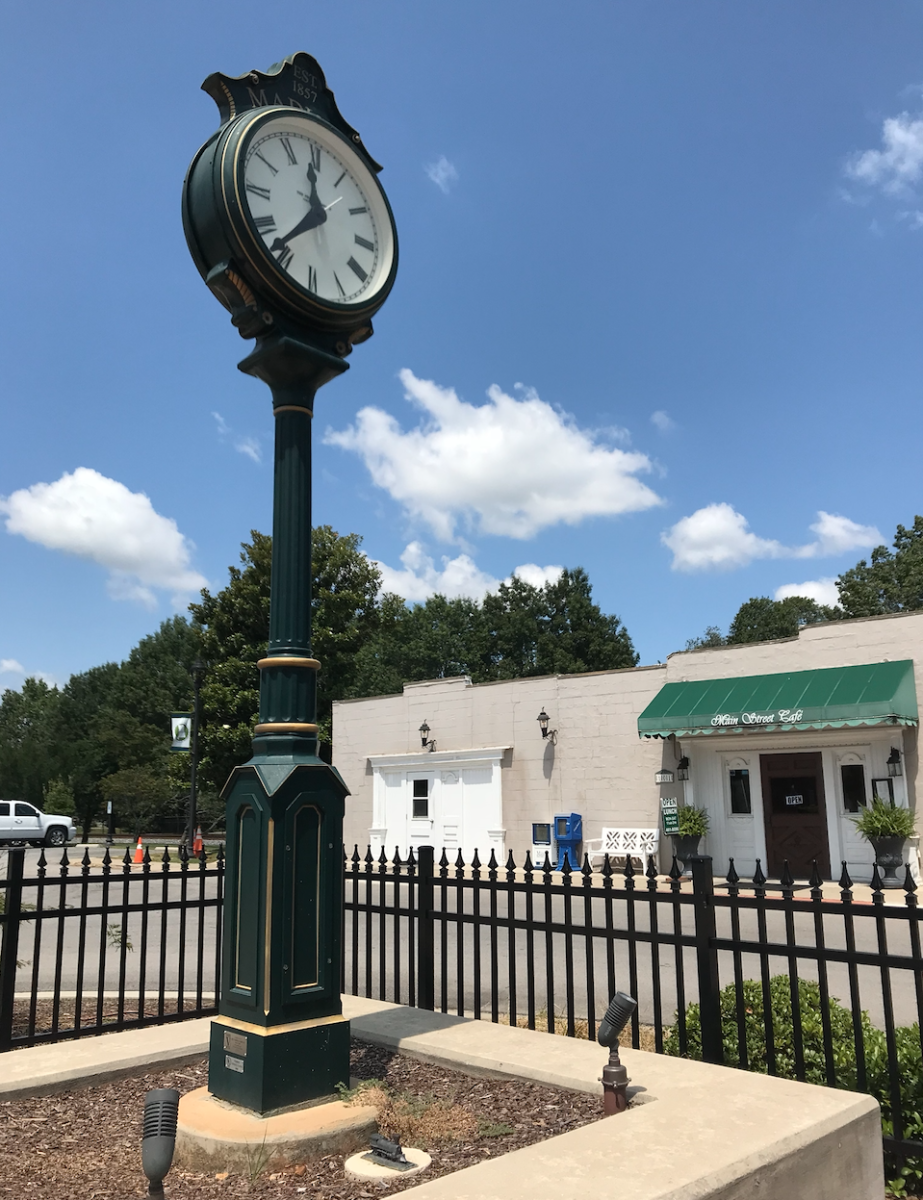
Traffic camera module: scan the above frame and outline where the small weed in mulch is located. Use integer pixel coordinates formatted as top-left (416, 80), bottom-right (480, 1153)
top-left (0, 1039), bottom-right (604, 1199)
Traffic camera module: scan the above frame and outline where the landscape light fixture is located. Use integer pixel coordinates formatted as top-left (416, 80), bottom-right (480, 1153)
top-left (887, 748), bottom-right (903, 778)
top-left (419, 721), bottom-right (436, 753)
top-left (676, 757), bottom-right (690, 782)
top-left (655, 768), bottom-right (674, 785)
top-left (537, 708), bottom-right (558, 743)
top-left (141, 1088), bottom-right (179, 1198)
top-left (597, 991), bottom-right (637, 1115)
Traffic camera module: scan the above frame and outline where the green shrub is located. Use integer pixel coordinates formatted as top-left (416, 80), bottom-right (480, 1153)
top-left (853, 798), bottom-right (916, 841)
top-left (665, 976), bottom-right (922, 1195)
top-left (676, 805), bottom-right (709, 838)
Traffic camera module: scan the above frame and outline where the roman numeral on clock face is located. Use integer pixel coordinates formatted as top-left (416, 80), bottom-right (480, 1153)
top-left (280, 137), bottom-right (297, 165)
top-left (254, 214), bottom-right (277, 233)
top-left (346, 256), bottom-right (368, 282)
top-left (348, 206), bottom-right (367, 215)
top-left (334, 171), bottom-right (346, 188)
top-left (354, 234), bottom-right (375, 251)
top-left (334, 272), bottom-right (346, 298)
top-left (309, 143), bottom-right (322, 170)
top-left (306, 264), bottom-right (318, 292)
top-left (276, 245), bottom-right (294, 272)
top-left (254, 150), bottom-right (278, 175)
top-left (246, 183), bottom-right (271, 201)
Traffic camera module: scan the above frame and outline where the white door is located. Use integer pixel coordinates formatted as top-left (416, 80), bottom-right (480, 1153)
top-left (407, 773), bottom-right (435, 857)
top-left (381, 772), bottom-right (407, 860)
top-left (12, 802), bottom-right (42, 842)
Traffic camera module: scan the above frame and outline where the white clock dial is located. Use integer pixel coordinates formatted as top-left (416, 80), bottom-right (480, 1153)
top-left (241, 115), bottom-right (392, 305)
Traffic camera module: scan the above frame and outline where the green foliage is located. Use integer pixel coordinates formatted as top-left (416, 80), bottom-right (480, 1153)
top-left (852, 797), bottom-right (916, 840)
top-left (837, 516), bottom-right (923, 618)
top-left (685, 625), bottom-right (726, 650)
top-left (665, 976), bottom-right (923, 1194)
top-left (676, 805), bottom-right (709, 837)
top-left (42, 778), bottom-right (75, 817)
top-left (727, 595), bottom-right (840, 645)
top-left (0, 677), bottom-right (62, 809)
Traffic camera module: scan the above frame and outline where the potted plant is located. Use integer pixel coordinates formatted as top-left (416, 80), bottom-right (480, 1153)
top-left (673, 805), bottom-right (710, 877)
top-left (853, 797), bottom-right (916, 889)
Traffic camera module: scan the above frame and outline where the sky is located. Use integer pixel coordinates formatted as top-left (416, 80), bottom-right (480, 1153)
top-left (2, 1), bottom-right (923, 691)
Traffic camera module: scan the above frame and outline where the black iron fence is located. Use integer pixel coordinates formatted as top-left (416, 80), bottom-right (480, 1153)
top-left (0, 845), bottom-right (223, 1051)
top-left (343, 845), bottom-right (923, 1168)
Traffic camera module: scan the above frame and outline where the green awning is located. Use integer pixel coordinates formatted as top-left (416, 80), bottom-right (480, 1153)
top-left (638, 660), bottom-right (918, 738)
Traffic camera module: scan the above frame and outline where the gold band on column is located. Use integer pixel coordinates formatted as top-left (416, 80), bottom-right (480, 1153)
top-left (253, 722), bottom-right (319, 735)
top-left (273, 404), bottom-right (313, 416)
top-left (257, 657), bottom-right (321, 671)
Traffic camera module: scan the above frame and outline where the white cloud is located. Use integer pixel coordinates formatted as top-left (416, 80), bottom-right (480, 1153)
top-left (325, 370), bottom-right (662, 541)
top-left (846, 111), bottom-right (923, 195)
top-left (797, 511), bottom-right (882, 559)
top-left (425, 155), bottom-right (459, 194)
top-left (373, 542), bottom-right (563, 603)
top-left (212, 411), bottom-right (262, 464)
top-left (662, 503), bottom-right (785, 572)
top-left (650, 410), bottom-right (676, 433)
top-left (774, 578), bottom-right (841, 608)
top-left (0, 659), bottom-right (24, 675)
top-left (662, 505), bottom-right (881, 572)
top-left (0, 468), bottom-right (208, 607)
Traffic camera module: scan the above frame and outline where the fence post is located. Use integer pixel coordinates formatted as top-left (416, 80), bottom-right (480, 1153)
top-left (417, 846), bottom-right (435, 1011)
top-left (690, 854), bottom-right (723, 1064)
top-left (0, 849), bottom-right (25, 1052)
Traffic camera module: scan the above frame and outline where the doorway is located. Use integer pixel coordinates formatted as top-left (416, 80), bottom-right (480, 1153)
top-left (759, 752), bottom-right (831, 878)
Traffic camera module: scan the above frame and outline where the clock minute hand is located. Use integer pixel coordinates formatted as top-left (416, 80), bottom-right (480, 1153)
top-left (269, 164), bottom-right (327, 254)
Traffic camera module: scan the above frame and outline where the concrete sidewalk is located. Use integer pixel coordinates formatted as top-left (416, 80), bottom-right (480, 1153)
top-left (0, 998), bottom-right (884, 1200)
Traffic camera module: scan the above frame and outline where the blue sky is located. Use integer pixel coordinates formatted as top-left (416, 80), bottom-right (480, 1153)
top-left (2, 1), bottom-right (923, 689)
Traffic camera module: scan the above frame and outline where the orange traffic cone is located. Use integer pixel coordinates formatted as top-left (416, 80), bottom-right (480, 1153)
top-left (133, 836), bottom-right (144, 864)
top-left (193, 826), bottom-right (204, 856)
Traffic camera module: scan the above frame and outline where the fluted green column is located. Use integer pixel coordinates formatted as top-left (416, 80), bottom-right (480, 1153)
top-left (207, 332), bottom-right (353, 1115)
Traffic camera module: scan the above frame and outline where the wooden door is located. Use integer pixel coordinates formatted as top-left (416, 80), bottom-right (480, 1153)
top-left (759, 752), bottom-right (831, 878)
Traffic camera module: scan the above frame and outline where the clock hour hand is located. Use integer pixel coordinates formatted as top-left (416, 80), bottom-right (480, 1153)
top-left (269, 164), bottom-right (327, 255)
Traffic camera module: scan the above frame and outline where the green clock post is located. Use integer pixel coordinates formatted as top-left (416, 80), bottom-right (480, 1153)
top-left (182, 53), bottom-right (398, 1114)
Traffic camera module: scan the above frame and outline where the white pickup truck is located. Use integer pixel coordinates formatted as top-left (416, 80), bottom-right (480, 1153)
top-left (0, 800), bottom-right (77, 847)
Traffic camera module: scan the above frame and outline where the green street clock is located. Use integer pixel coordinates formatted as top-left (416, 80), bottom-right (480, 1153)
top-left (181, 54), bottom-right (398, 1117)
top-left (183, 53), bottom-right (398, 342)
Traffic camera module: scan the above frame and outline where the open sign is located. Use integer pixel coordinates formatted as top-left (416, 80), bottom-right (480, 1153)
top-left (785, 794), bottom-right (804, 806)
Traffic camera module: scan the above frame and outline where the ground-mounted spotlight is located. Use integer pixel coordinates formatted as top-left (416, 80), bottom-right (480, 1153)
top-left (142, 1088), bottom-right (180, 1197)
top-left (597, 992), bottom-right (637, 1115)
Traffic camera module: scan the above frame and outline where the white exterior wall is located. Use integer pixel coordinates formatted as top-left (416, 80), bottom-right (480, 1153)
top-left (333, 610), bottom-right (923, 878)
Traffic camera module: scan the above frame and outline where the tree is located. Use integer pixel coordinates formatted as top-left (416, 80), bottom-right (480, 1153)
top-left (685, 626), bottom-right (727, 651)
top-left (836, 516), bottom-right (923, 617)
top-left (0, 678), bottom-right (62, 808)
top-left (727, 595), bottom-right (840, 645)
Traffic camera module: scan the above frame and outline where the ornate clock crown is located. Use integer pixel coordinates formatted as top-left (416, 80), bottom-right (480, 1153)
top-left (201, 52), bottom-right (382, 173)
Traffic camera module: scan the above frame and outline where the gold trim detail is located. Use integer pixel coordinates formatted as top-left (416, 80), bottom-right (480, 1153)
top-left (227, 269), bottom-right (255, 307)
top-left (218, 81), bottom-right (236, 119)
top-left (254, 722), bottom-right (319, 735)
top-left (273, 404), bottom-right (313, 416)
top-left (214, 1013), bottom-right (346, 1038)
top-left (257, 657), bottom-right (320, 671)
top-left (264, 818), bottom-right (274, 1016)
top-left (234, 805), bottom-right (253, 992)
top-left (291, 804), bottom-right (321, 990)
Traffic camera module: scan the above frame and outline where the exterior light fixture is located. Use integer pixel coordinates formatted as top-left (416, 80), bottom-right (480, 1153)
top-left (887, 747), bottom-right (903, 778)
top-left (598, 992), bottom-right (637, 1115)
top-left (537, 708), bottom-right (558, 742)
top-left (677, 757), bottom-right (690, 782)
top-left (419, 721), bottom-right (436, 753)
top-left (655, 768), bottom-right (674, 785)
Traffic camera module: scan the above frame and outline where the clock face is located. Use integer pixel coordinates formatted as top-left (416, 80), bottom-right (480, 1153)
top-left (238, 113), bottom-right (394, 308)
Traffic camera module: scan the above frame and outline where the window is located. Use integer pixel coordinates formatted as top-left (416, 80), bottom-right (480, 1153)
top-left (729, 769), bottom-right (751, 814)
top-left (841, 764), bottom-right (867, 813)
top-left (14, 803), bottom-right (36, 817)
top-left (412, 778), bottom-right (429, 819)
top-left (0, 803), bottom-right (8, 817)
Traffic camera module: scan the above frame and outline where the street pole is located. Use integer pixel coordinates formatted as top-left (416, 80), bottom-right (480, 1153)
top-left (106, 800), bottom-right (115, 845)
top-left (186, 660), bottom-right (204, 851)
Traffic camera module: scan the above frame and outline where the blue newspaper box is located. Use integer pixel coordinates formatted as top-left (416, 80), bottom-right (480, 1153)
top-left (554, 812), bottom-right (583, 870)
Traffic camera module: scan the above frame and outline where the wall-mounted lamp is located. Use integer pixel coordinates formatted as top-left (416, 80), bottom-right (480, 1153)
top-left (676, 757), bottom-right (690, 782)
top-left (537, 708), bottom-right (558, 743)
top-left (655, 768), bottom-right (674, 785)
top-left (419, 721), bottom-right (437, 753)
top-left (887, 747), bottom-right (903, 778)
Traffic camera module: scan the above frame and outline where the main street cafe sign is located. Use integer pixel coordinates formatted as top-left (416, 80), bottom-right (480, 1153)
top-left (637, 661), bottom-right (919, 739)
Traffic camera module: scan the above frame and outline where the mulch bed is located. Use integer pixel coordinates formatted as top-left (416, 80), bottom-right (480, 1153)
top-left (0, 1040), bottom-right (605, 1199)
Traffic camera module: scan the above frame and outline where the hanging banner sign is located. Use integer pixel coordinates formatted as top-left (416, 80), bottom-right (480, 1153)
top-left (661, 795), bottom-right (680, 835)
top-left (171, 713), bottom-right (192, 752)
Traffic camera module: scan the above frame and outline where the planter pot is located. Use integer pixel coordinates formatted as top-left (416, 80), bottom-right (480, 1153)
top-left (672, 834), bottom-right (702, 878)
top-left (870, 835), bottom-right (907, 890)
